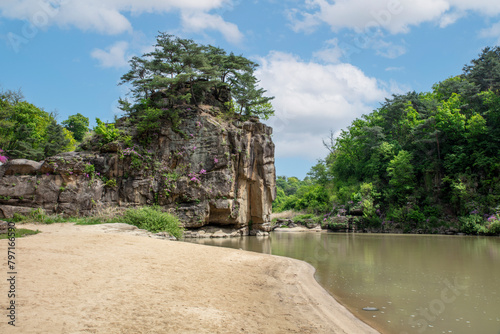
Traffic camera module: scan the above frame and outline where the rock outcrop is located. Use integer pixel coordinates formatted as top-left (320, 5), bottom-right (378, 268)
top-left (0, 106), bottom-right (276, 235)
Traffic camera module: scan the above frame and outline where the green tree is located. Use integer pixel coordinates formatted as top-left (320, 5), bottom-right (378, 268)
top-left (1, 99), bottom-right (51, 160)
top-left (1, 87), bottom-right (76, 160)
top-left (230, 72), bottom-right (274, 118)
top-left (43, 119), bottom-right (70, 157)
top-left (463, 46), bottom-right (500, 92)
top-left (386, 150), bottom-right (416, 200)
top-left (62, 113), bottom-right (89, 141)
top-left (6, 124), bottom-right (44, 160)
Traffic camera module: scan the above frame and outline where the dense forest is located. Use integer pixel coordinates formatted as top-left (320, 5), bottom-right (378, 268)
top-left (275, 47), bottom-right (500, 235)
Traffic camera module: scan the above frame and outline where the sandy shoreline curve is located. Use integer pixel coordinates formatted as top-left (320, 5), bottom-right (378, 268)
top-left (1, 223), bottom-right (379, 333)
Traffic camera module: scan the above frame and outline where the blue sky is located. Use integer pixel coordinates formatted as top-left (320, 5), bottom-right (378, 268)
top-left (1, 0), bottom-right (500, 179)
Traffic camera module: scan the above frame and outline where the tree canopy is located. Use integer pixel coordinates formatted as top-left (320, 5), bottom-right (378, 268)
top-left (275, 47), bottom-right (500, 235)
top-left (0, 88), bottom-right (76, 161)
top-left (62, 113), bottom-right (89, 141)
top-left (119, 33), bottom-right (274, 119)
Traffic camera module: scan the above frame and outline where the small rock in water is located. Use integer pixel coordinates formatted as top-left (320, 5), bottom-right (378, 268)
top-left (362, 307), bottom-right (379, 311)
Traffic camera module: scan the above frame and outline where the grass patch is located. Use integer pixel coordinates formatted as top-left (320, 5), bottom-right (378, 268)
top-left (0, 228), bottom-right (40, 239)
top-left (10, 208), bottom-right (67, 224)
top-left (271, 210), bottom-right (307, 220)
top-left (74, 217), bottom-right (109, 225)
top-left (293, 213), bottom-right (316, 221)
top-left (4, 206), bottom-right (184, 239)
top-left (8, 207), bottom-right (122, 226)
top-left (121, 206), bottom-right (184, 239)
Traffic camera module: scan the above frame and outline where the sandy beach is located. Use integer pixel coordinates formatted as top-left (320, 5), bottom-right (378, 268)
top-left (1, 223), bottom-right (378, 334)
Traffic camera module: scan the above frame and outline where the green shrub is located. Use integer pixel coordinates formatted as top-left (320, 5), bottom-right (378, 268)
top-left (11, 212), bottom-right (26, 222)
top-left (427, 216), bottom-right (440, 228)
top-left (121, 206), bottom-right (184, 238)
top-left (94, 118), bottom-right (121, 144)
top-left (408, 209), bottom-right (425, 227)
top-left (84, 163), bottom-right (95, 174)
top-left (459, 214), bottom-right (484, 234)
top-left (105, 179), bottom-right (117, 188)
top-left (487, 221), bottom-right (500, 235)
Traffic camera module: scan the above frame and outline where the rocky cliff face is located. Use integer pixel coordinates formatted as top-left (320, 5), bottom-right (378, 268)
top-left (0, 106), bottom-right (276, 235)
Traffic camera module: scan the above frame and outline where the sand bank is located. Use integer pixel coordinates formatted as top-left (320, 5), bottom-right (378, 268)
top-left (1, 223), bottom-right (378, 333)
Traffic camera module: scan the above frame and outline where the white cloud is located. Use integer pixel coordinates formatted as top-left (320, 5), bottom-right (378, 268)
top-left (181, 11), bottom-right (243, 44)
top-left (257, 51), bottom-right (389, 159)
top-left (438, 10), bottom-right (464, 28)
top-left (479, 21), bottom-right (500, 43)
top-left (374, 40), bottom-right (406, 58)
top-left (312, 38), bottom-right (345, 63)
top-left (385, 66), bottom-right (405, 72)
top-left (290, 0), bottom-right (500, 35)
top-left (91, 41), bottom-right (130, 68)
top-left (0, 0), bottom-right (242, 43)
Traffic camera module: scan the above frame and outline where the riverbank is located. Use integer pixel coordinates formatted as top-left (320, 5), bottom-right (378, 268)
top-left (0, 223), bottom-right (378, 333)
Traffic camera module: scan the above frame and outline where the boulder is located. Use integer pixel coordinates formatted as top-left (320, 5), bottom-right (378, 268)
top-left (1, 159), bottom-right (42, 176)
top-left (211, 230), bottom-right (229, 238)
top-left (0, 205), bottom-right (34, 219)
top-left (0, 220), bottom-right (9, 234)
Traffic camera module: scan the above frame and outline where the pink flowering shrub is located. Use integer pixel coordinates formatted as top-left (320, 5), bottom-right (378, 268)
top-left (0, 149), bottom-right (8, 164)
top-left (188, 169), bottom-right (208, 184)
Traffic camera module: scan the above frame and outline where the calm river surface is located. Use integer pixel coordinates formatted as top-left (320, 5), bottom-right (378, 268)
top-left (184, 232), bottom-right (500, 334)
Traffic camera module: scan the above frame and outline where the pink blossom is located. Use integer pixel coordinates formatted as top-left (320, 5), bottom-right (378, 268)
top-left (200, 169), bottom-right (207, 174)
top-left (214, 158), bottom-right (218, 163)
top-left (193, 146), bottom-right (196, 150)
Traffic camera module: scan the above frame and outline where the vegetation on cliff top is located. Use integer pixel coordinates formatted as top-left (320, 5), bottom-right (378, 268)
top-left (0, 88), bottom-right (80, 161)
top-left (274, 47), bottom-right (500, 235)
top-left (104, 33), bottom-right (273, 146)
top-left (120, 33), bottom-right (274, 118)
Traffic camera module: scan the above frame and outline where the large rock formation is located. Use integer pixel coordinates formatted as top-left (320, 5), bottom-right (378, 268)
top-left (0, 106), bottom-right (276, 235)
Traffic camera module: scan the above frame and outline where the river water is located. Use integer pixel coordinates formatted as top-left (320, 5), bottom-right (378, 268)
top-left (184, 231), bottom-right (500, 334)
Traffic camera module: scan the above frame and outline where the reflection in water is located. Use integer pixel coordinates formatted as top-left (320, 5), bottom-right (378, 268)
top-left (185, 232), bottom-right (500, 334)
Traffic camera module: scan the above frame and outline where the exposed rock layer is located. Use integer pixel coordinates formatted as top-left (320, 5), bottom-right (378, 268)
top-left (0, 107), bottom-right (276, 234)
